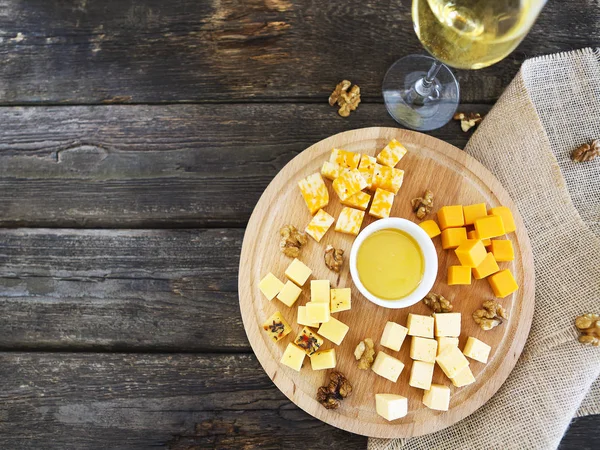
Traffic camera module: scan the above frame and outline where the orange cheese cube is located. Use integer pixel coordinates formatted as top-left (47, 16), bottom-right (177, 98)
top-left (330, 148), bottom-right (360, 169)
top-left (298, 173), bottom-right (329, 215)
top-left (372, 164), bottom-right (404, 194)
top-left (305, 209), bottom-right (335, 242)
top-left (335, 207), bottom-right (365, 236)
top-left (474, 215), bottom-right (506, 239)
top-left (463, 203), bottom-right (487, 225)
top-left (488, 206), bottom-right (516, 233)
top-left (437, 205), bottom-right (464, 229)
top-left (369, 188), bottom-right (395, 219)
top-left (321, 161), bottom-right (345, 181)
top-left (472, 252), bottom-right (500, 279)
top-left (448, 265), bottom-right (471, 285)
top-left (341, 191), bottom-right (371, 211)
top-left (467, 229), bottom-right (491, 247)
top-left (490, 239), bottom-right (515, 262)
top-left (332, 169), bottom-right (368, 201)
top-left (376, 139), bottom-right (407, 167)
top-left (419, 220), bottom-right (441, 239)
top-left (441, 227), bottom-right (467, 250)
top-left (358, 154), bottom-right (377, 190)
top-left (488, 269), bottom-right (519, 298)
top-left (454, 239), bottom-right (487, 267)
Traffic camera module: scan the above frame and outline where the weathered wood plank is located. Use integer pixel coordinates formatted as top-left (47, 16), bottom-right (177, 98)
top-left (0, 0), bottom-right (596, 104)
top-left (0, 103), bottom-right (488, 228)
top-left (560, 416), bottom-right (600, 450)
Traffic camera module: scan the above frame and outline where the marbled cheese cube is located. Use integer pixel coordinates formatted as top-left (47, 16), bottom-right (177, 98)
top-left (310, 348), bottom-right (336, 370)
top-left (451, 365), bottom-right (476, 387)
top-left (409, 360), bottom-right (435, 390)
top-left (372, 351), bottom-right (405, 383)
top-left (298, 173), bottom-right (329, 215)
top-left (330, 288), bottom-right (351, 313)
top-left (262, 311), bottom-right (292, 342)
top-left (375, 394), bottom-right (408, 421)
top-left (280, 343), bottom-right (305, 371)
top-left (284, 258), bottom-right (312, 286)
top-left (318, 316), bottom-right (349, 345)
top-left (276, 280), bottom-right (302, 307)
top-left (433, 312), bottom-right (461, 337)
top-left (297, 306), bottom-right (319, 328)
top-left (358, 154), bottom-right (377, 190)
top-left (380, 321), bottom-right (408, 352)
top-left (463, 336), bottom-right (491, 363)
top-left (436, 336), bottom-right (459, 356)
top-left (372, 164), bottom-right (404, 194)
top-left (305, 209), bottom-right (335, 242)
top-left (410, 337), bottom-right (438, 363)
top-left (335, 207), bottom-right (365, 236)
top-left (321, 161), bottom-right (345, 181)
top-left (369, 188), bottom-right (395, 219)
top-left (436, 345), bottom-right (470, 379)
top-left (341, 191), bottom-right (371, 211)
top-left (258, 272), bottom-right (284, 300)
top-left (422, 384), bottom-right (450, 411)
top-left (407, 313), bottom-right (434, 338)
top-left (310, 279), bottom-right (330, 303)
top-left (332, 169), bottom-right (368, 201)
top-left (305, 301), bottom-right (330, 324)
top-left (330, 148), bottom-right (361, 169)
top-left (294, 326), bottom-right (324, 355)
top-left (376, 138), bottom-right (407, 167)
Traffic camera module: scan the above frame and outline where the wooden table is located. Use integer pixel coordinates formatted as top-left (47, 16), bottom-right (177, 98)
top-left (0, 1), bottom-right (597, 448)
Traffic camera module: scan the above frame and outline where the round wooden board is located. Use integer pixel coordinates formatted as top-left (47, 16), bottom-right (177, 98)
top-left (239, 127), bottom-right (534, 438)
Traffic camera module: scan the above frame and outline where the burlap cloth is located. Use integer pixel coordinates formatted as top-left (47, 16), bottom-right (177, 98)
top-left (369, 48), bottom-right (600, 450)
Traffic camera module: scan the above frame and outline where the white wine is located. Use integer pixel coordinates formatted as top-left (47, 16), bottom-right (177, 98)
top-left (413, 0), bottom-right (544, 69)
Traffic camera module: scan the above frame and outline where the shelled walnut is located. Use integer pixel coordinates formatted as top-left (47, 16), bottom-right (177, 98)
top-left (453, 112), bottom-right (483, 132)
top-left (279, 225), bottom-right (307, 258)
top-left (473, 300), bottom-right (508, 331)
top-left (316, 371), bottom-right (353, 409)
top-left (571, 140), bottom-right (599, 162)
top-left (423, 292), bottom-right (453, 313)
top-left (411, 190), bottom-right (434, 219)
top-left (329, 80), bottom-right (361, 117)
top-left (354, 338), bottom-right (375, 370)
top-left (575, 313), bottom-right (600, 346)
top-left (324, 245), bottom-right (344, 272)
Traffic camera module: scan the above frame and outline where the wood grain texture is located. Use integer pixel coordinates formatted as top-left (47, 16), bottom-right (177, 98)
top-left (0, 103), bottom-right (488, 228)
top-left (239, 127), bottom-right (534, 438)
top-left (0, 0), bottom-right (596, 104)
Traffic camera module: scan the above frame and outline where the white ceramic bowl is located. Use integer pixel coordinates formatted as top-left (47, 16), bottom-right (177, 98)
top-left (349, 218), bottom-right (438, 309)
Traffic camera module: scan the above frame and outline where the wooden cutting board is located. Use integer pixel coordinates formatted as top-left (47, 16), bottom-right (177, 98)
top-left (239, 127), bottom-right (534, 438)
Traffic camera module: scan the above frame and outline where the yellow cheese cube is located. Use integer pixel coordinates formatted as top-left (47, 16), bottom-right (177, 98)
top-left (488, 206), bottom-right (516, 233)
top-left (358, 154), bottom-right (377, 190)
top-left (369, 188), bottom-right (395, 219)
top-left (375, 394), bottom-right (408, 421)
top-left (448, 265), bottom-right (471, 285)
top-left (305, 301), bottom-right (330, 323)
top-left (441, 227), bottom-right (468, 250)
top-left (409, 360), bottom-right (435, 390)
top-left (463, 336), bottom-right (492, 363)
top-left (380, 321), bottom-right (409, 352)
top-left (305, 209), bottom-right (335, 243)
top-left (433, 312), bottom-right (461, 337)
top-left (297, 306), bottom-right (319, 328)
top-left (474, 215), bottom-right (506, 239)
top-left (372, 164), bottom-right (404, 194)
top-left (407, 313), bottom-right (434, 338)
top-left (332, 169), bottom-right (368, 201)
top-left (276, 280), bottom-right (302, 307)
top-left (488, 269), bottom-right (519, 298)
top-left (436, 345), bottom-right (470, 379)
top-left (335, 207), bottom-right (365, 236)
top-left (490, 239), bottom-right (515, 262)
top-left (310, 348), bottom-right (336, 370)
top-left (284, 258), bottom-right (312, 286)
top-left (310, 279), bottom-right (330, 303)
top-left (318, 316), bottom-right (349, 345)
top-left (330, 288), bottom-right (351, 313)
top-left (294, 326), bottom-right (324, 355)
top-left (262, 311), bottom-right (292, 342)
top-left (463, 203), bottom-right (487, 225)
top-left (376, 138), bottom-right (407, 167)
top-left (472, 252), bottom-right (500, 279)
top-left (258, 272), bottom-right (284, 300)
top-left (437, 205), bottom-right (464, 229)
top-left (410, 337), bottom-right (438, 363)
top-left (341, 191), bottom-right (371, 211)
top-left (419, 220), bottom-right (441, 238)
top-left (422, 384), bottom-right (450, 411)
top-left (451, 365), bottom-right (476, 387)
top-left (280, 343), bottom-right (305, 371)
top-left (436, 337), bottom-right (459, 356)
top-left (321, 161), bottom-right (345, 181)
top-left (330, 148), bottom-right (361, 169)
top-left (454, 239), bottom-right (487, 267)
top-left (467, 229), bottom-right (491, 246)
top-left (372, 351), bottom-right (405, 382)
top-left (298, 173), bottom-right (329, 215)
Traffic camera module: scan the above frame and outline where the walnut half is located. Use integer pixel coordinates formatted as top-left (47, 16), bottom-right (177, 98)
top-left (571, 140), bottom-right (599, 163)
top-left (324, 245), bottom-right (344, 272)
top-left (575, 313), bottom-right (600, 347)
top-left (279, 225), bottom-right (307, 258)
top-left (329, 80), bottom-right (361, 117)
top-left (411, 190), bottom-right (434, 219)
top-left (354, 338), bottom-right (375, 370)
top-left (423, 292), bottom-right (453, 313)
top-left (473, 300), bottom-right (508, 331)
top-left (316, 371), bottom-right (353, 409)
top-left (453, 112), bottom-right (483, 132)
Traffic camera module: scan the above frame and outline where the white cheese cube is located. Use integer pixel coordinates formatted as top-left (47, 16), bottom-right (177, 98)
top-left (318, 316), bottom-right (349, 345)
top-left (284, 258), bottom-right (312, 287)
top-left (258, 272), bottom-right (284, 300)
top-left (297, 306), bottom-right (319, 328)
top-left (410, 337), bottom-right (438, 363)
top-left (422, 384), bottom-right (450, 411)
top-left (275, 281), bottom-right (302, 307)
top-left (436, 337), bottom-right (459, 356)
top-left (463, 336), bottom-right (491, 363)
top-left (330, 288), bottom-right (351, 313)
top-left (310, 279), bottom-right (330, 303)
top-left (380, 321), bottom-right (408, 352)
top-left (451, 365), bottom-right (476, 387)
top-left (280, 343), bottom-right (305, 371)
top-left (436, 345), bottom-right (470, 379)
top-left (375, 394), bottom-right (408, 421)
top-left (409, 360), bottom-right (435, 390)
top-left (310, 348), bottom-right (336, 370)
top-left (407, 313), bottom-right (434, 338)
top-left (372, 351), bottom-right (405, 383)
top-left (305, 302), bottom-right (330, 324)
top-left (433, 312), bottom-right (461, 337)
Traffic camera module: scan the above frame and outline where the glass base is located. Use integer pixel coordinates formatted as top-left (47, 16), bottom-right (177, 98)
top-left (382, 55), bottom-right (459, 131)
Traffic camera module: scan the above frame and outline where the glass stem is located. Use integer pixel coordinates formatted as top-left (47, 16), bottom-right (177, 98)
top-left (405, 60), bottom-right (443, 105)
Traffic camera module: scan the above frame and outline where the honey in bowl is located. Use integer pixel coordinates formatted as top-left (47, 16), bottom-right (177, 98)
top-left (356, 228), bottom-right (424, 300)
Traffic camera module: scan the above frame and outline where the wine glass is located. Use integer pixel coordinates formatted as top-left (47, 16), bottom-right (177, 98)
top-left (383, 0), bottom-right (547, 131)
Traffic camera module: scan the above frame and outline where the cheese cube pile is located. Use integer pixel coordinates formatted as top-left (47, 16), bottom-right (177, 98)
top-left (298, 173), bottom-right (329, 215)
top-left (305, 209), bottom-right (335, 242)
